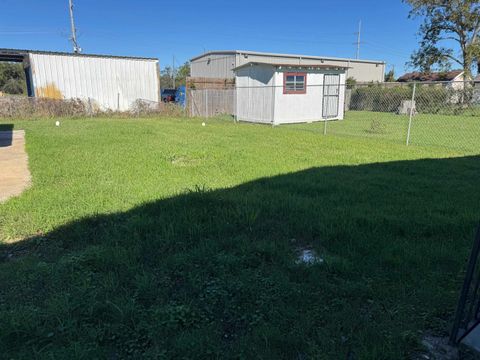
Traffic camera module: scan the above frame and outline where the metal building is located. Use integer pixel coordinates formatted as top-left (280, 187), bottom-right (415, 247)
top-left (235, 62), bottom-right (347, 124)
top-left (191, 50), bottom-right (385, 83)
top-left (0, 48), bottom-right (160, 111)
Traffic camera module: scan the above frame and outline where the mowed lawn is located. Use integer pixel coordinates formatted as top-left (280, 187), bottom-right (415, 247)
top-left (0, 116), bottom-right (479, 359)
top-left (293, 110), bottom-right (480, 153)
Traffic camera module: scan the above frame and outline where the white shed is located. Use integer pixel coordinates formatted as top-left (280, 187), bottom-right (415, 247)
top-left (234, 62), bottom-right (347, 125)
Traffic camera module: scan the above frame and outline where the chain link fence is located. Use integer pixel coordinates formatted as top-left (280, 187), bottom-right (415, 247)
top-left (326, 81), bottom-right (480, 153)
top-left (187, 80), bottom-right (480, 154)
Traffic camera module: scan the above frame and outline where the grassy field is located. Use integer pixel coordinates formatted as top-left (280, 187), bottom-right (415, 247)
top-left (0, 115), bottom-right (479, 359)
top-left (293, 110), bottom-right (480, 153)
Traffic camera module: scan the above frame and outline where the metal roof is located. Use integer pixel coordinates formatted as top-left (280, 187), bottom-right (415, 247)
top-left (190, 50), bottom-right (385, 65)
top-left (0, 48), bottom-right (158, 62)
top-left (233, 62), bottom-right (349, 71)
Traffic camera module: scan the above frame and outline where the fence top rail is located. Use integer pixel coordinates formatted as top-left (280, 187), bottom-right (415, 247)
top-left (187, 81), bottom-right (480, 90)
top-left (358, 80), bottom-right (479, 86)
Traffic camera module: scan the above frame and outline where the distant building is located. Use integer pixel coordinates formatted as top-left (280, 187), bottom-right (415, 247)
top-left (0, 48), bottom-right (160, 111)
top-left (190, 50), bottom-right (386, 83)
top-left (398, 70), bottom-right (468, 89)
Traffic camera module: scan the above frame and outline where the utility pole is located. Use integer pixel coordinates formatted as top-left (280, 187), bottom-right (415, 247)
top-left (172, 55), bottom-right (175, 88)
top-left (68, 0), bottom-right (81, 53)
top-left (355, 20), bottom-right (362, 59)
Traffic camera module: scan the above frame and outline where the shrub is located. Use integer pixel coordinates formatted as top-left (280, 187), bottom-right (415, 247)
top-left (0, 96), bottom-right (87, 118)
top-left (0, 96), bottom-right (186, 119)
top-left (349, 83), bottom-right (475, 115)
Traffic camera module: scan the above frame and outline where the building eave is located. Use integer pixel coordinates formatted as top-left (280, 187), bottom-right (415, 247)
top-left (191, 50), bottom-right (385, 65)
top-left (233, 62), bottom-right (349, 72)
top-left (0, 48), bottom-right (158, 62)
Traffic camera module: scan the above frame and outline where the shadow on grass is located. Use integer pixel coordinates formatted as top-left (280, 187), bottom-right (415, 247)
top-left (1, 156), bottom-right (479, 359)
top-left (0, 124), bottom-right (13, 147)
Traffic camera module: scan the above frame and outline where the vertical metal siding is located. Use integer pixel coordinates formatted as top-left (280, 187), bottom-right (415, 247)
top-left (190, 54), bottom-right (236, 79)
top-left (193, 52), bottom-right (384, 83)
top-left (28, 53), bottom-right (159, 111)
top-left (239, 54), bottom-right (384, 83)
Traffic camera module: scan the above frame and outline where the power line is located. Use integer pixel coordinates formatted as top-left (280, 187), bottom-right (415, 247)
top-left (363, 41), bottom-right (411, 58)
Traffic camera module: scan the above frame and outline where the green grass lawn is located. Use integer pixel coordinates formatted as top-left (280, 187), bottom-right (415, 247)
top-left (0, 115), bottom-right (479, 359)
top-left (292, 110), bottom-right (480, 153)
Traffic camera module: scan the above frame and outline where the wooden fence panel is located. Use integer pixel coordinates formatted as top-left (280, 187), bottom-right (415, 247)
top-left (188, 89), bottom-right (236, 117)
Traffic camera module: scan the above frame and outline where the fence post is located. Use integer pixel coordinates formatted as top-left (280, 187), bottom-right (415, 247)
top-left (406, 82), bottom-right (416, 146)
top-left (203, 89), bottom-right (207, 119)
top-left (88, 98), bottom-right (93, 118)
top-left (234, 87), bottom-right (238, 123)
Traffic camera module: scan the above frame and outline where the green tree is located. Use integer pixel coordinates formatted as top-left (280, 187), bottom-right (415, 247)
top-left (405, 0), bottom-right (480, 76)
top-left (175, 62), bottom-right (190, 86)
top-left (346, 77), bottom-right (357, 89)
top-left (0, 62), bottom-right (26, 95)
top-left (160, 62), bottom-right (190, 89)
top-left (385, 69), bottom-right (396, 82)
top-left (160, 66), bottom-right (174, 89)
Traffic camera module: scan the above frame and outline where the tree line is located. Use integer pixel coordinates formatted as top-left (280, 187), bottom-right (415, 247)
top-left (0, 62), bottom-right (27, 95)
top-left (160, 62), bottom-right (190, 89)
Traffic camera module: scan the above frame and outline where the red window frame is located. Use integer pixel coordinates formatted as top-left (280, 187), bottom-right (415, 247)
top-left (283, 72), bottom-right (307, 94)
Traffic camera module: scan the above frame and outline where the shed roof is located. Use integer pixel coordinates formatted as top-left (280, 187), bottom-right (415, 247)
top-left (397, 70), bottom-right (464, 82)
top-left (0, 48), bottom-right (158, 62)
top-left (191, 50), bottom-right (385, 65)
top-left (233, 62), bottom-right (349, 72)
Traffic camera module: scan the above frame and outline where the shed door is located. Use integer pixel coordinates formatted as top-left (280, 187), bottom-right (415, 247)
top-left (322, 74), bottom-right (341, 119)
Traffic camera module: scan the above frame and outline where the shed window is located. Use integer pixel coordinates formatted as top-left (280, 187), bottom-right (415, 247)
top-left (283, 72), bottom-right (307, 94)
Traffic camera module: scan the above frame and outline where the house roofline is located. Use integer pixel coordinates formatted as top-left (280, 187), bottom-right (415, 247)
top-left (397, 70), bottom-right (468, 82)
top-left (190, 50), bottom-right (385, 65)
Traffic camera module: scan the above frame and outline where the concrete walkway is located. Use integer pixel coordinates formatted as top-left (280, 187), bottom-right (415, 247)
top-left (0, 130), bottom-right (31, 203)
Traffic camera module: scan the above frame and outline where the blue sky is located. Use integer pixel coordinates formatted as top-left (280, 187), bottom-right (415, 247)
top-left (0, 0), bottom-right (427, 76)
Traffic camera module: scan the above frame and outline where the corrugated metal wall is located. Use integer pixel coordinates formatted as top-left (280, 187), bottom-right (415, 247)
top-left (190, 54), bottom-right (236, 79)
top-left (191, 52), bottom-right (385, 83)
top-left (28, 53), bottom-right (159, 111)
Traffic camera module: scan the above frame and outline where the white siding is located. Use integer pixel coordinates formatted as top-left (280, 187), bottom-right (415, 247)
top-left (273, 71), bottom-right (346, 124)
top-left (235, 64), bottom-right (346, 125)
top-left (235, 64), bottom-right (275, 123)
top-left (28, 53), bottom-right (159, 111)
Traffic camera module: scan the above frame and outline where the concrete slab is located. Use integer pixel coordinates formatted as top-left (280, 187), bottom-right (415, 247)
top-left (0, 130), bottom-right (31, 203)
top-left (460, 323), bottom-right (480, 358)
